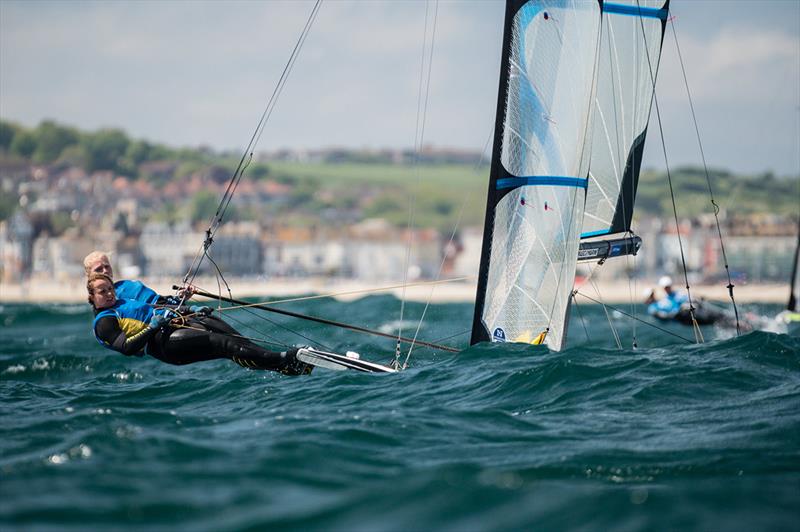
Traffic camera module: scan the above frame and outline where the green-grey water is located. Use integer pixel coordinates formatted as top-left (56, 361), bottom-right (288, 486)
top-left (1, 297), bottom-right (798, 531)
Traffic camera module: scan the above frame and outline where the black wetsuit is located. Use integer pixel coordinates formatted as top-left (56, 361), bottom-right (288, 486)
top-left (93, 307), bottom-right (310, 375)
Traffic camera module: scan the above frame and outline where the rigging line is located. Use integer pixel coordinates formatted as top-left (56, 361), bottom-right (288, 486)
top-left (197, 295), bottom-right (333, 351)
top-left (169, 322), bottom-right (257, 342)
top-left (404, 163), bottom-right (472, 368)
top-left (208, 251), bottom-right (233, 299)
top-left (635, 0), bottom-right (702, 342)
top-left (183, 0), bottom-right (323, 286)
top-left (430, 328), bottom-right (470, 346)
top-left (396, 0), bottom-right (430, 366)
top-left (223, 305), bottom-right (331, 351)
top-left (573, 290), bottom-right (695, 344)
top-left (397, 0), bottom-right (439, 368)
top-left (214, 0), bottom-right (322, 228)
top-left (180, 277), bottom-right (474, 310)
top-left (188, 278), bottom-right (335, 351)
top-left (192, 288), bottom-right (460, 353)
top-left (403, 123), bottom-right (494, 366)
top-left (590, 277), bottom-right (623, 349)
top-left (218, 311), bottom-right (289, 347)
top-left (169, 322), bottom-right (287, 351)
top-left (250, 2), bottom-right (322, 151)
top-left (669, 17), bottom-right (741, 335)
top-left (571, 292), bottom-right (591, 342)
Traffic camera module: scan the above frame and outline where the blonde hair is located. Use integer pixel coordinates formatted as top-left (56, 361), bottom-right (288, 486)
top-left (87, 273), bottom-right (114, 306)
top-left (83, 251), bottom-right (111, 276)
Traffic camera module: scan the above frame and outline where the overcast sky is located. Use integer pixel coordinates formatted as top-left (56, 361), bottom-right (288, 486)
top-left (1, 0), bottom-right (798, 176)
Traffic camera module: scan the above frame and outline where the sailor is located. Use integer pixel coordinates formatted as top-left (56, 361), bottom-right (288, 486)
top-left (658, 276), bottom-right (689, 307)
top-left (83, 251), bottom-right (194, 305)
top-left (87, 273), bottom-right (311, 375)
top-left (644, 287), bottom-right (680, 320)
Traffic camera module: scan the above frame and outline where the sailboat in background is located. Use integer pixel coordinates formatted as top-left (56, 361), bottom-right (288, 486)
top-left (776, 220), bottom-right (800, 334)
top-left (471, 0), bottom-right (668, 351)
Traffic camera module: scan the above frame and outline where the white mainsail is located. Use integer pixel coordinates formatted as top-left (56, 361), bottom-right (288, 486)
top-left (472, 0), bottom-right (602, 351)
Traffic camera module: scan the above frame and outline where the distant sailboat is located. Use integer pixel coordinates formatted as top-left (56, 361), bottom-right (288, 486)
top-left (776, 220), bottom-right (800, 333)
top-left (471, 0), bottom-right (668, 351)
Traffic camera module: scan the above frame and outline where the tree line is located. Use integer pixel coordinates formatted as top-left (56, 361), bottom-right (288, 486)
top-left (1, 119), bottom-right (797, 223)
top-left (0, 119), bottom-right (228, 178)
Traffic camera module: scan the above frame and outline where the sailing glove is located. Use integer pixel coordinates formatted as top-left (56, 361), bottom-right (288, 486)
top-left (149, 314), bottom-right (170, 329)
top-left (189, 305), bottom-right (213, 316)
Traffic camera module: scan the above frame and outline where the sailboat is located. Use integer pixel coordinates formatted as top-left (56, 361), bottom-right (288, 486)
top-left (189, 0), bottom-right (699, 371)
top-left (776, 220), bottom-right (800, 334)
top-left (471, 0), bottom-right (668, 351)
top-left (293, 0), bottom-right (671, 367)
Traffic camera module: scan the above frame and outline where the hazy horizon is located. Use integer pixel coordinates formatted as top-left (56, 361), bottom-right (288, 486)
top-left (2, 0), bottom-right (799, 176)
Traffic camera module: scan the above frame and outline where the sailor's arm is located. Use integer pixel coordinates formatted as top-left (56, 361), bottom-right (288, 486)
top-left (94, 315), bottom-right (166, 356)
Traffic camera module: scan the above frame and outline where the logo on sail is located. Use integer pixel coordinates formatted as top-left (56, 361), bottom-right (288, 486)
top-left (492, 328), bottom-right (507, 342)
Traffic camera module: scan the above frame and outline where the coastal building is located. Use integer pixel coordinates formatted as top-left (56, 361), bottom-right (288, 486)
top-left (30, 229), bottom-right (94, 281)
top-left (140, 221), bottom-right (204, 277)
top-left (0, 212), bottom-right (33, 282)
top-left (209, 222), bottom-right (263, 276)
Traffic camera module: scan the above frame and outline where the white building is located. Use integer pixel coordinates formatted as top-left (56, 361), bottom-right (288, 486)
top-left (140, 221), bottom-right (204, 277)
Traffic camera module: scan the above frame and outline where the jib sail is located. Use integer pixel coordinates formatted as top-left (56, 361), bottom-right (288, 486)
top-left (581, 0), bottom-right (669, 239)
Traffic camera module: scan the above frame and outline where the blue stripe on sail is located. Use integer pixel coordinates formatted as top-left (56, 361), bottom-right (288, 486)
top-left (496, 176), bottom-right (589, 190)
top-left (580, 228), bottom-right (611, 238)
top-left (602, 2), bottom-right (668, 20)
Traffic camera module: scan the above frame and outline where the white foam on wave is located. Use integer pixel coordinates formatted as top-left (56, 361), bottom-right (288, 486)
top-left (46, 444), bottom-right (92, 466)
top-left (31, 359), bottom-right (51, 370)
top-left (112, 371), bottom-right (142, 382)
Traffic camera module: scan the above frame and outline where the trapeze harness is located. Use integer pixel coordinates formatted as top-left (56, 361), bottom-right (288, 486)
top-left (92, 298), bottom-right (309, 375)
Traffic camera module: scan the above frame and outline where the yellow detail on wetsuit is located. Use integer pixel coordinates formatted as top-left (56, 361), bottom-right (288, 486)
top-left (93, 298), bottom-right (157, 350)
top-left (118, 317), bottom-right (149, 338)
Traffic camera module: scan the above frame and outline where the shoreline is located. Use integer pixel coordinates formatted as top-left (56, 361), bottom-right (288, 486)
top-left (0, 277), bottom-right (792, 305)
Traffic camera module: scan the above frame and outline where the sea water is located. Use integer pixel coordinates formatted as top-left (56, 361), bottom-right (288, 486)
top-left (1, 297), bottom-right (798, 531)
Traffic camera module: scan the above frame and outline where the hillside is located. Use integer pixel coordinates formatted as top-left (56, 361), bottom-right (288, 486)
top-left (1, 119), bottom-right (797, 232)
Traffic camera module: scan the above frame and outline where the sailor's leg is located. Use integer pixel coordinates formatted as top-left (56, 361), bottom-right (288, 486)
top-left (151, 327), bottom-right (310, 374)
top-left (193, 315), bottom-right (242, 337)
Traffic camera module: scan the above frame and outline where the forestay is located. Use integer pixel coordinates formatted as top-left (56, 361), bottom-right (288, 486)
top-left (471, 0), bottom-right (602, 351)
top-left (582, 0), bottom-right (669, 238)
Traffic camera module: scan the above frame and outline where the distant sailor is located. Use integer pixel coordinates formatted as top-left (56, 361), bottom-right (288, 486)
top-left (645, 276), bottom-right (749, 330)
top-left (87, 273), bottom-right (311, 375)
top-left (645, 276), bottom-right (687, 320)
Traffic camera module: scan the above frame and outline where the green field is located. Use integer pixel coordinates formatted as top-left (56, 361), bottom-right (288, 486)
top-left (265, 161), bottom-right (491, 230)
top-left (264, 161), bottom-right (799, 231)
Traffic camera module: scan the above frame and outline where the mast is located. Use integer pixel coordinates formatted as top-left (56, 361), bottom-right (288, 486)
top-left (471, 0), bottom-right (603, 350)
top-left (470, 0), bottom-right (517, 346)
top-left (788, 218), bottom-right (800, 312)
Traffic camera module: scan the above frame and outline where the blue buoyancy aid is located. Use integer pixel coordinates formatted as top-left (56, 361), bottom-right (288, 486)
top-left (92, 298), bottom-right (166, 353)
top-left (113, 280), bottom-right (160, 305)
top-left (666, 290), bottom-right (689, 306)
top-left (647, 297), bottom-right (681, 319)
